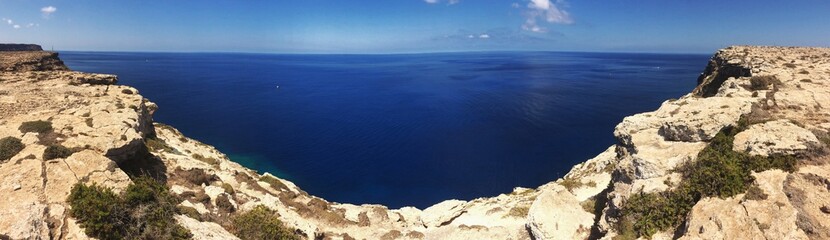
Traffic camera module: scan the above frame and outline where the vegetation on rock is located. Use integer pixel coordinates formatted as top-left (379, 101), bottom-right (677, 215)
top-left (192, 153), bottom-right (220, 167)
top-left (260, 175), bottom-right (289, 191)
top-left (230, 205), bottom-right (299, 240)
top-left (215, 194), bottom-right (236, 213)
top-left (507, 206), bottom-right (529, 218)
top-left (146, 137), bottom-right (175, 153)
top-left (221, 183), bottom-right (235, 194)
top-left (176, 167), bottom-right (216, 186)
top-left (559, 178), bottom-right (584, 191)
top-left (18, 120), bottom-right (53, 133)
top-left (0, 137), bottom-right (25, 161)
top-left (177, 205), bottom-right (203, 221)
top-left (618, 119), bottom-right (798, 238)
top-left (43, 144), bottom-right (73, 160)
top-left (67, 176), bottom-right (192, 240)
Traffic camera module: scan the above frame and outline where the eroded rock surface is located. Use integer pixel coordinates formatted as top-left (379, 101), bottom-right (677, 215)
top-left (0, 50), bottom-right (68, 72)
top-left (600, 46), bottom-right (830, 240)
top-left (733, 119), bottom-right (820, 157)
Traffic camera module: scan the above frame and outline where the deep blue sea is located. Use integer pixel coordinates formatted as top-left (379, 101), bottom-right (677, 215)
top-left (60, 51), bottom-right (708, 208)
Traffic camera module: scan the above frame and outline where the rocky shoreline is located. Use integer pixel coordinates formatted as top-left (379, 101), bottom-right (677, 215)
top-left (0, 45), bottom-right (828, 239)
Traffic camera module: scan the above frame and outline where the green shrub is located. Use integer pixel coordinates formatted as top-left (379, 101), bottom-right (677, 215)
top-left (177, 205), bottom-right (202, 221)
top-left (67, 176), bottom-right (192, 240)
top-left (581, 199), bottom-right (596, 213)
top-left (259, 175), bottom-right (289, 191)
top-left (19, 120), bottom-right (53, 134)
top-left (815, 130), bottom-right (830, 146)
top-left (559, 178), bottom-right (583, 191)
top-left (43, 144), bottom-right (73, 160)
top-left (221, 183), bottom-right (235, 195)
top-left (216, 194), bottom-right (236, 213)
top-left (178, 168), bottom-right (216, 186)
top-left (620, 122), bottom-right (798, 238)
top-left (506, 206), bottom-right (529, 218)
top-left (67, 184), bottom-right (128, 239)
top-left (231, 205), bottom-right (298, 240)
top-left (192, 153), bottom-right (220, 167)
top-left (193, 192), bottom-right (211, 204)
top-left (0, 137), bottom-right (25, 161)
top-left (146, 138), bottom-right (174, 153)
top-left (743, 184), bottom-right (768, 201)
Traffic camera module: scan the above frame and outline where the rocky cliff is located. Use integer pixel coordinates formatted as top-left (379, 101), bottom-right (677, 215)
top-left (0, 45), bottom-right (68, 72)
top-left (0, 44), bottom-right (44, 52)
top-left (0, 45), bottom-right (828, 240)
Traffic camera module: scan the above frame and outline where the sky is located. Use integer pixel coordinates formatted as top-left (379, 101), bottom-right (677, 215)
top-left (0, 0), bottom-right (829, 54)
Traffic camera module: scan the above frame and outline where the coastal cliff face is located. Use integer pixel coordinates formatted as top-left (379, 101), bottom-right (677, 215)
top-left (0, 44), bottom-right (43, 51)
top-left (0, 45), bottom-right (828, 240)
top-left (0, 50), bottom-right (69, 72)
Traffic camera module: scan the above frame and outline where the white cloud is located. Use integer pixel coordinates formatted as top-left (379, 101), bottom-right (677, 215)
top-left (522, 0), bottom-right (572, 33)
top-left (13, 24), bottom-right (21, 29)
top-left (2, 18), bottom-right (12, 25)
top-left (529, 0), bottom-right (551, 10)
top-left (41, 6), bottom-right (57, 18)
top-left (479, 34), bottom-right (490, 39)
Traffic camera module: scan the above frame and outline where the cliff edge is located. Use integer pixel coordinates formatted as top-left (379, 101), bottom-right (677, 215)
top-left (0, 45), bottom-right (828, 240)
top-left (0, 44), bottom-right (68, 72)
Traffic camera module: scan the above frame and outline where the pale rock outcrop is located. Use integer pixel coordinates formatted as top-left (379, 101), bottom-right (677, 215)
top-left (561, 146), bottom-right (616, 201)
top-left (421, 200), bottom-right (467, 228)
top-left (602, 46), bottom-right (830, 239)
top-left (733, 119), bottom-right (820, 156)
top-left (69, 73), bottom-right (118, 85)
top-left (527, 185), bottom-right (594, 240)
top-left (786, 165), bottom-right (830, 239)
top-left (175, 215), bottom-right (240, 240)
top-left (0, 50), bottom-right (68, 72)
top-left (680, 170), bottom-right (809, 240)
top-left (0, 49), bottom-right (150, 238)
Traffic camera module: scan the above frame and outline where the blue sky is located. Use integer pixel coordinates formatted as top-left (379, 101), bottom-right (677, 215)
top-left (1, 0), bottom-right (829, 53)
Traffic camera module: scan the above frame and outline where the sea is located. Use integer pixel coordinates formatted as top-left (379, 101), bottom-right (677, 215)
top-left (60, 51), bottom-right (709, 209)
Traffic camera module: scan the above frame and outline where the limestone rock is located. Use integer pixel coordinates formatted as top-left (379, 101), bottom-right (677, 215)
top-left (658, 97), bottom-right (753, 142)
top-left (175, 215), bottom-right (240, 240)
top-left (527, 185), bottom-right (594, 240)
top-left (733, 120), bottom-right (820, 157)
top-left (561, 146), bottom-right (616, 201)
top-left (421, 199), bottom-right (467, 227)
top-left (69, 73), bottom-right (118, 85)
top-left (0, 50), bottom-right (68, 72)
top-left (680, 170), bottom-right (809, 240)
top-left (0, 44), bottom-right (44, 51)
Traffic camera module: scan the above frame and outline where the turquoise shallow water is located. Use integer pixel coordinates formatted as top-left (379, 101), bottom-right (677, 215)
top-left (60, 51), bottom-right (708, 208)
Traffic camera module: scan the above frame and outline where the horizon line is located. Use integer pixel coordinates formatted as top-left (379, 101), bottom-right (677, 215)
top-left (54, 48), bottom-right (715, 56)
